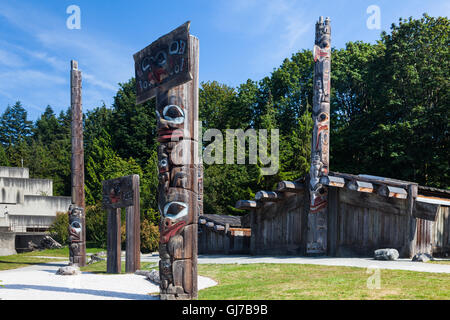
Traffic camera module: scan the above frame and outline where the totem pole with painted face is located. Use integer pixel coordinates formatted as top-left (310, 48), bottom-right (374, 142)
top-left (68, 205), bottom-right (84, 266)
top-left (308, 16), bottom-right (331, 255)
top-left (134, 22), bottom-right (200, 300)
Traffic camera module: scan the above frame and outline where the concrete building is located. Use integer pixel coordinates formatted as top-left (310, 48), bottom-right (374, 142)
top-left (0, 166), bottom-right (71, 233)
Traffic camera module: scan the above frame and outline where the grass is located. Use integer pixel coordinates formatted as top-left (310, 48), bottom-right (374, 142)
top-left (0, 247), bottom-right (105, 271)
top-left (197, 263), bottom-right (450, 300)
top-left (0, 254), bottom-right (62, 271)
top-left (22, 247), bottom-right (105, 258)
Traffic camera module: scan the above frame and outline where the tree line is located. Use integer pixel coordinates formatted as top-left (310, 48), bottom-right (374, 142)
top-left (0, 14), bottom-right (448, 226)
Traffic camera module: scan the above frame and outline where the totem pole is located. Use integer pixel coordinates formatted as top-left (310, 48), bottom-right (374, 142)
top-left (307, 17), bottom-right (331, 255)
top-left (69, 60), bottom-right (86, 266)
top-left (133, 22), bottom-right (200, 300)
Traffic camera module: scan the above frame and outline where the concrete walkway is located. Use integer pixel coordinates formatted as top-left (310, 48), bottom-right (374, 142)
top-left (141, 254), bottom-right (450, 274)
top-left (0, 261), bottom-right (217, 300)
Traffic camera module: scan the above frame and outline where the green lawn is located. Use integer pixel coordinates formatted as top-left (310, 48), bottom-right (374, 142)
top-left (0, 254), bottom-right (62, 271)
top-left (22, 247), bottom-right (104, 258)
top-left (0, 247), bottom-right (105, 271)
top-left (197, 264), bottom-right (450, 300)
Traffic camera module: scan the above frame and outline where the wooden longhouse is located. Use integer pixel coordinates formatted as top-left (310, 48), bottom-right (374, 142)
top-left (198, 214), bottom-right (251, 255)
top-left (235, 173), bottom-right (450, 258)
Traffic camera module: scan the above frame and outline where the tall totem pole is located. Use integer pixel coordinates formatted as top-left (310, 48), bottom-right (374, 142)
top-left (308, 17), bottom-right (331, 255)
top-left (69, 60), bottom-right (86, 266)
top-left (134, 22), bottom-right (200, 300)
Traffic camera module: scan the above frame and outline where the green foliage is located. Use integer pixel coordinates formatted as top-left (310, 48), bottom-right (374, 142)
top-left (140, 218), bottom-right (160, 253)
top-left (0, 101), bottom-right (32, 146)
top-left (85, 203), bottom-right (108, 248)
top-left (48, 212), bottom-right (69, 245)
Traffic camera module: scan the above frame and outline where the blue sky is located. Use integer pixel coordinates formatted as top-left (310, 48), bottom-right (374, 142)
top-left (0, 0), bottom-right (448, 121)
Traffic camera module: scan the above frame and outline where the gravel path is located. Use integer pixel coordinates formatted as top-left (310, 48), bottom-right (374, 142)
top-left (140, 254), bottom-right (450, 274)
top-left (0, 261), bottom-right (217, 300)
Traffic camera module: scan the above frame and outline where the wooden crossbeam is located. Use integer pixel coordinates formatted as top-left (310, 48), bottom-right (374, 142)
top-left (378, 185), bottom-right (408, 199)
top-left (214, 225), bottom-right (225, 231)
top-left (320, 175), bottom-right (345, 188)
top-left (235, 200), bottom-right (259, 210)
top-left (255, 191), bottom-right (282, 202)
top-left (346, 180), bottom-right (374, 193)
top-left (277, 181), bottom-right (305, 193)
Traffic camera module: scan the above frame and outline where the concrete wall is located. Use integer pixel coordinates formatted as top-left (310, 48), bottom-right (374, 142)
top-left (0, 231), bottom-right (17, 256)
top-left (0, 167), bottom-right (29, 179)
top-left (0, 177), bottom-right (53, 204)
top-left (6, 195), bottom-right (71, 217)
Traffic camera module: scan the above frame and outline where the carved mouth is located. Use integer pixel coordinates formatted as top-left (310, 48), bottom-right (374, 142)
top-left (160, 220), bottom-right (186, 244)
top-left (157, 129), bottom-right (184, 142)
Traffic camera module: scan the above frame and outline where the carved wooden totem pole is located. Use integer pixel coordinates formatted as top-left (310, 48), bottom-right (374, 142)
top-left (69, 60), bottom-right (86, 266)
top-left (307, 17), bottom-right (331, 255)
top-left (133, 22), bottom-right (200, 300)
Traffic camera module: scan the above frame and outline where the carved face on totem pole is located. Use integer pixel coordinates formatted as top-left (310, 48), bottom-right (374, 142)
top-left (157, 92), bottom-right (198, 297)
top-left (68, 205), bottom-right (84, 265)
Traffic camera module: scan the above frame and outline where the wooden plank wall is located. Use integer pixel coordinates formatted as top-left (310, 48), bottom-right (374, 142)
top-left (433, 206), bottom-right (450, 255)
top-left (334, 188), bottom-right (409, 257)
top-left (250, 193), bottom-right (305, 255)
top-left (198, 226), bottom-right (250, 254)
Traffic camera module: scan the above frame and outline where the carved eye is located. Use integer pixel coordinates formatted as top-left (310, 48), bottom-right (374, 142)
top-left (159, 158), bottom-right (168, 168)
top-left (163, 201), bottom-right (188, 220)
top-left (155, 51), bottom-right (167, 66)
top-left (71, 221), bottom-right (81, 229)
top-left (163, 105), bottom-right (185, 124)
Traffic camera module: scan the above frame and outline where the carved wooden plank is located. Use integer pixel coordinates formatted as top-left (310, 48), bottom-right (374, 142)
top-left (235, 200), bottom-right (260, 210)
top-left (277, 181), bottom-right (305, 193)
top-left (102, 175), bottom-right (135, 209)
top-left (255, 191), bottom-right (282, 202)
top-left (378, 185), bottom-right (408, 199)
top-left (413, 201), bottom-right (440, 221)
top-left (346, 180), bottom-right (374, 193)
top-left (339, 188), bottom-right (407, 216)
top-left (134, 22), bottom-right (193, 104)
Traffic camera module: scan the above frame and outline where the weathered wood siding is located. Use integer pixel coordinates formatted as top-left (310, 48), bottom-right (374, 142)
top-left (334, 188), bottom-right (409, 257)
top-left (250, 193), bottom-right (305, 255)
top-left (433, 206), bottom-right (450, 255)
top-left (198, 225), bottom-right (250, 254)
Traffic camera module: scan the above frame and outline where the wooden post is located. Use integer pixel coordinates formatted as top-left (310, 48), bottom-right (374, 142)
top-left (107, 208), bottom-right (121, 274)
top-left (126, 175), bottom-right (141, 273)
top-left (404, 184), bottom-right (418, 258)
top-left (157, 34), bottom-right (199, 300)
top-left (307, 16), bottom-right (331, 255)
top-left (70, 60), bottom-right (86, 266)
top-left (102, 175), bottom-right (141, 274)
top-left (133, 22), bottom-right (199, 300)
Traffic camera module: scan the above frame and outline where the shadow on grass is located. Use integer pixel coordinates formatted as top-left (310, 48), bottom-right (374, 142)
top-left (1, 284), bottom-right (158, 300)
